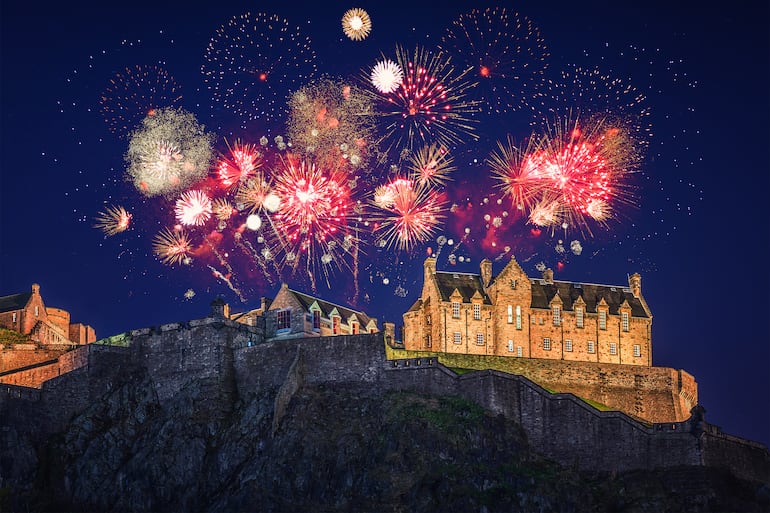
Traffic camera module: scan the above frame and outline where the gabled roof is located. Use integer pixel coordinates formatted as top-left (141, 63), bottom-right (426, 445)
top-left (531, 280), bottom-right (649, 318)
top-left (0, 292), bottom-right (32, 313)
top-left (434, 272), bottom-right (492, 304)
top-left (286, 288), bottom-right (376, 327)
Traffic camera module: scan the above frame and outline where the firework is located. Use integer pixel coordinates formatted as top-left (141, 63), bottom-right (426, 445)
top-left (201, 12), bottom-right (317, 126)
top-left (152, 227), bottom-right (193, 265)
top-left (440, 7), bottom-right (550, 115)
top-left (488, 134), bottom-right (545, 212)
top-left (125, 107), bottom-right (215, 197)
top-left (271, 156), bottom-right (358, 275)
top-left (235, 172), bottom-right (276, 214)
top-left (370, 177), bottom-right (445, 252)
top-left (175, 190), bottom-right (213, 227)
top-left (93, 205), bottom-right (132, 236)
top-left (212, 198), bottom-right (236, 221)
top-left (368, 44), bottom-right (481, 153)
top-left (528, 197), bottom-right (563, 227)
top-left (341, 8), bottom-right (372, 41)
top-left (407, 144), bottom-right (456, 188)
top-left (370, 59), bottom-right (403, 93)
top-left (99, 64), bottom-right (183, 139)
top-left (286, 78), bottom-right (376, 169)
top-left (216, 139), bottom-right (262, 189)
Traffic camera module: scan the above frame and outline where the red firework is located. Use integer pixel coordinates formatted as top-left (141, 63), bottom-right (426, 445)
top-left (216, 139), bottom-right (262, 189)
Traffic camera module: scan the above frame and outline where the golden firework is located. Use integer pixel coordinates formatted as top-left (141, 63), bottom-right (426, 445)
top-left (341, 8), bottom-right (372, 41)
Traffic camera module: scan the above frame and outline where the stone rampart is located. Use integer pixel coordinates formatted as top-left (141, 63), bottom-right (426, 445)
top-left (0, 345), bottom-right (90, 388)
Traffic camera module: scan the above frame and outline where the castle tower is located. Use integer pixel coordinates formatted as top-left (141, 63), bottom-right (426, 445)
top-left (422, 257), bottom-right (437, 299)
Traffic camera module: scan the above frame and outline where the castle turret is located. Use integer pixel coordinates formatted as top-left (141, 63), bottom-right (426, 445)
top-left (480, 258), bottom-right (492, 288)
top-left (542, 268), bottom-right (554, 284)
top-left (629, 273), bottom-right (642, 298)
top-left (422, 257), bottom-right (436, 299)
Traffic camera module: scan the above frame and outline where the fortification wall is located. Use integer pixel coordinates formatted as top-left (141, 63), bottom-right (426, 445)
top-left (0, 348), bottom-right (68, 373)
top-left (386, 348), bottom-right (696, 424)
top-left (0, 345), bottom-right (90, 388)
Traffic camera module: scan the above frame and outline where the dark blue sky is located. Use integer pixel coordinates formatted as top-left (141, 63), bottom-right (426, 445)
top-left (1, 1), bottom-right (768, 448)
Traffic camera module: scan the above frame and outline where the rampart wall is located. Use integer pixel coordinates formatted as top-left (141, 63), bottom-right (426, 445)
top-left (0, 348), bottom-right (68, 373)
top-left (1, 319), bottom-right (767, 486)
top-left (0, 345), bottom-right (90, 388)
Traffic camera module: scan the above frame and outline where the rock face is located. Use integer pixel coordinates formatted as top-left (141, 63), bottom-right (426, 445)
top-left (1, 320), bottom-right (768, 512)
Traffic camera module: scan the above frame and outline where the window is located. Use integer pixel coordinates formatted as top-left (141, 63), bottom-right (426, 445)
top-left (332, 316), bottom-right (340, 334)
top-left (553, 306), bottom-right (561, 326)
top-left (473, 303), bottom-right (481, 320)
top-left (507, 305), bottom-right (513, 324)
top-left (576, 308), bottom-right (584, 328)
top-left (634, 344), bottom-right (641, 357)
top-left (532, 317), bottom-right (537, 325)
top-left (622, 312), bottom-right (629, 332)
top-left (12, 312), bottom-right (17, 323)
top-left (515, 306), bottom-right (522, 330)
top-left (610, 343), bottom-right (617, 355)
top-left (587, 341), bottom-right (595, 353)
top-left (543, 337), bottom-right (551, 351)
top-left (517, 346), bottom-right (523, 358)
top-left (277, 309), bottom-right (291, 331)
top-left (452, 302), bottom-right (460, 318)
top-left (565, 339), bottom-right (573, 352)
top-left (453, 332), bottom-right (461, 344)
top-left (599, 311), bottom-right (607, 330)
top-left (426, 335), bottom-right (432, 348)
top-left (426, 314), bottom-right (432, 325)
top-left (476, 333), bottom-right (484, 345)
top-left (369, 328), bottom-right (377, 333)
top-left (34, 306), bottom-right (39, 316)
top-left (507, 340), bottom-right (514, 352)
top-left (351, 322), bottom-right (359, 334)
top-left (312, 310), bottom-right (321, 330)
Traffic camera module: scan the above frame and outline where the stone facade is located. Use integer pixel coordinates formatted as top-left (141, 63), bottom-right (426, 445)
top-left (403, 256), bottom-right (652, 365)
top-left (0, 283), bottom-right (95, 346)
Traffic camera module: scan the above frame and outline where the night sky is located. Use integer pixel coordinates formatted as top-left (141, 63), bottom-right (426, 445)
top-left (1, 1), bottom-right (768, 448)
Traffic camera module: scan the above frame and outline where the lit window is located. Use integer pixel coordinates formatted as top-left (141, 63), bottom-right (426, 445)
top-left (277, 310), bottom-right (291, 330)
top-left (12, 312), bottom-right (17, 323)
top-left (426, 314), bottom-right (432, 325)
top-left (34, 306), bottom-right (39, 316)
top-left (599, 311), bottom-right (607, 330)
top-left (587, 341), bottom-right (595, 353)
top-left (507, 340), bottom-right (514, 352)
top-left (312, 310), bottom-right (321, 330)
top-left (453, 332), bottom-right (461, 344)
top-left (351, 322), bottom-right (359, 334)
top-left (452, 302), bottom-right (460, 318)
top-left (332, 316), bottom-right (340, 334)
top-left (622, 312), bottom-right (629, 332)
top-left (516, 346), bottom-right (523, 358)
top-left (634, 344), bottom-right (641, 357)
top-left (565, 339), bottom-right (572, 352)
top-left (543, 337), bottom-right (551, 351)
top-left (532, 317), bottom-right (537, 325)
top-left (515, 306), bottom-right (522, 330)
top-left (426, 335), bottom-right (432, 348)
top-left (507, 305), bottom-right (513, 324)
top-left (476, 333), bottom-right (484, 345)
top-left (576, 308), bottom-right (584, 328)
top-left (473, 303), bottom-right (481, 320)
top-left (610, 343), bottom-right (617, 355)
top-left (553, 306), bottom-right (561, 326)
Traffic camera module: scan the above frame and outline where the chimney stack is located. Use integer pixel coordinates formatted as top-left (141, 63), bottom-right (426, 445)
top-left (629, 273), bottom-right (642, 298)
top-left (480, 259), bottom-right (492, 288)
top-left (542, 268), bottom-right (554, 284)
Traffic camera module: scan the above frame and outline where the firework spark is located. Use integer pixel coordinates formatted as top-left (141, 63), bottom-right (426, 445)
top-left (407, 144), bottom-right (456, 188)
top-left (202, 12), bottom-right (317, 126)
top-left (216, 139), bottom-right (262, 189)
top-left (488, 134), bottom-right (546, 212)
top-left (99, 64), bottom-right (183, 138)
top-left (371, 177), bottom-right (445, 252)
top-left (235, 172), bottom-right (277, 214)
top-left (175, 190), bottom-right (213, 227)
top-left (370, 59), bottom-right (403, 94)
top-left (341, 8), bottom-right (372, 41)
top-left (124, 107), bottom-right (214, 197)
top-left (440, 7), bottom-right (550, 115)
top-left (94, 205), bottom-right (132, 236)
top-left (368, 44), bottom-right (481, 152)
top-left (152, 227), bottom-right (194, 265)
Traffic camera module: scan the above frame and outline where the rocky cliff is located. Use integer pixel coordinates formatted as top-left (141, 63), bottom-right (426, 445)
top-left (1, 319), bottom-right (768, 512)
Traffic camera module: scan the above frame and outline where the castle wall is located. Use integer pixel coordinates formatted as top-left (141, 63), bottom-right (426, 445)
top-left (0, 345), bottom-right (90, 388)
top-left (0, 348), bottom-right (68, 373)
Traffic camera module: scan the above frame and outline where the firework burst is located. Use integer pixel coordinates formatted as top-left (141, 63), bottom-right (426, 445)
top-left (93, 205), bottom-right (132, 236)
top-left (488, 134), bottom-right (546, 212)
top-left (175, 190), bottom-right (213, 227)
top-left (152, 227), bottom-right (194, 266)
top-left (124, 107), bottom-right (215, 197)
top-left (440, 7), bottom-right (550, 115)
top-left (201, 12), bottom-right (317, 126)
top-left (407, 144), bottom-right (456, 188)
top-left (341, 8), bottom-right (372, 41)
top-left (234, 171), bottom-right (278, 214)
top-left (370, 59), bottom-right (403, 94)
top-left (99, 64), bottom-right (183, 139)
top-left (368, 44), bottom-right (481, 153)
top-left (370, 177), bottom-right (445, 252)
top-left (216, 139), bottom-right (262, 189)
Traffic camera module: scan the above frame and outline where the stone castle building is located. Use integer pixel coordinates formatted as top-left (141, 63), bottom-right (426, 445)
top-left (404, 256), bottom-right (651, 365)
top-left (0, 283), bottom-right (95, 346)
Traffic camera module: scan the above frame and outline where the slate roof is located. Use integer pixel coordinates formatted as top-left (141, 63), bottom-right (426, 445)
top-left (434, 272), bottom-right (492, 304)
top-left (287, 288), bottom-right (376, 327)
top-left (531, 280), bottom-right (649, 318)
top-left (0, 292), bottom-right (32, 314)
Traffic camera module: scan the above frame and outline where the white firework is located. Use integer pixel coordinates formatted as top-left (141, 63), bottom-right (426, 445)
top-left (175, 190), bottom-right (212, 226)
top-left (370, 59), bottom-right (403, 94)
